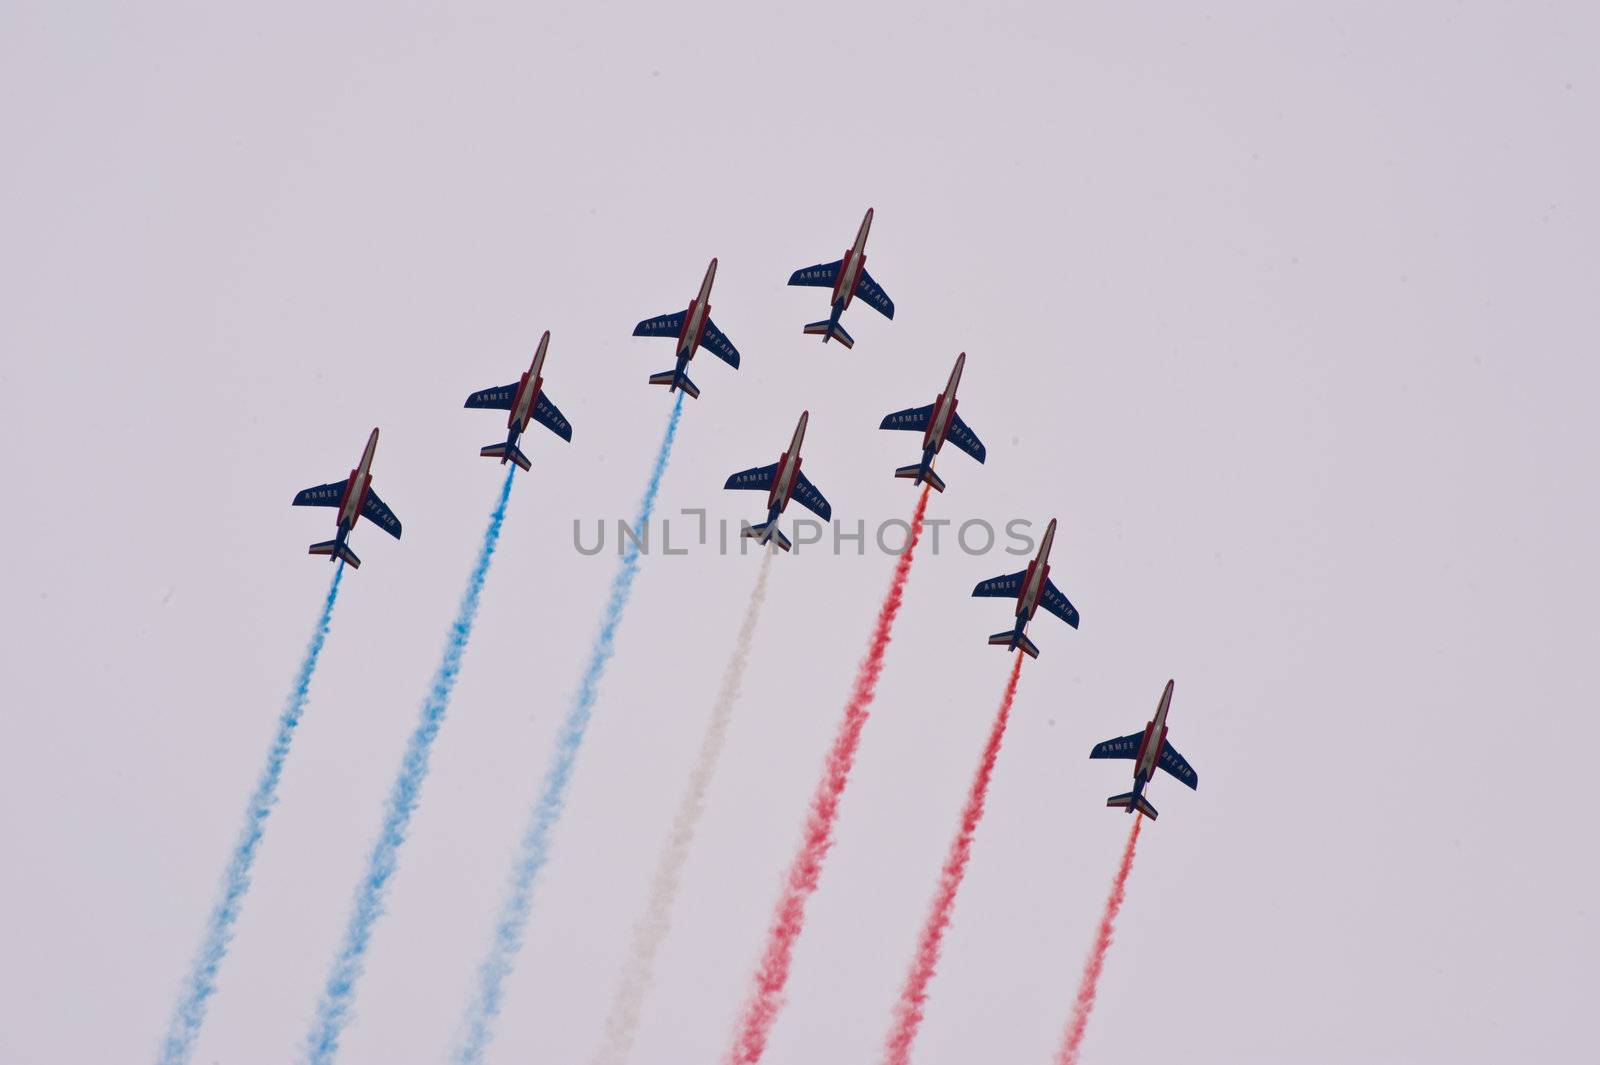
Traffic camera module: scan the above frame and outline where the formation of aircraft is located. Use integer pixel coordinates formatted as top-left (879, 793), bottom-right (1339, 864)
top-left (286, 207), bottom-right (1203, 812)
top-left (788, 208), bottom-right (895, 349)
top-left (971, 518), bottom-right (1079, 659)
top-left (723, 410), bottom-right (832, 552)
top-left (464, 330), bottom-right (573, 471)
top-left (879, 352), bottom-right (986, 492)
top-left (291, 428), bottom-right (402, 569)
top-left (1089, 679), bottom-right (1199, 820)
top-left (632, 258), bottom-right (741, 399)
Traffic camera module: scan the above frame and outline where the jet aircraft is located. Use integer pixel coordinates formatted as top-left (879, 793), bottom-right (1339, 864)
top-left (724, 410), bottom-right (832, 552)
top-left (787, 208), bottom-right (895, 348)
top-left (464, 330), bottom-right (573, 471)
top-left (632, 258), bottom-right (740, 399)
top-left (879, 352), bottom-right (986, 492)
top-left (292, 428), bottom-right (402, 568)
top-left (1089, 679), bottom-right (1199, 820)
top-left (971, 518), bottom-right (1078, 657)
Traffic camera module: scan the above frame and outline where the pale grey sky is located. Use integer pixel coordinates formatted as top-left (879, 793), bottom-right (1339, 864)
top-left (2, 3), bottom-right (1596, 1063)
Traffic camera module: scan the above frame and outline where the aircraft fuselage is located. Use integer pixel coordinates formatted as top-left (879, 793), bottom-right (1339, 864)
top-left (829, 209), bottom-right (873, 311)
top-left (922, 352), bottom-right (965, 455)
top-left (508, 332), bottom-right (549, 433)
top-left (767, 411), bottom-right (809, 513)
top-left (336, 428), bottom-right (379, 531)
top-left (674, 259), bottom-right (717, 359)
top-left (1014, 518), bottom-right (1057, 620)
top-left (1132, 680), bottom-right (1175, 784)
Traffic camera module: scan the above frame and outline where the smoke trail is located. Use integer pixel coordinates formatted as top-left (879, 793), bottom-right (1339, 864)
top-left (592, 552), bottom-right (775, 1065)
top-left (1056, 814), bottom-right (1144, 1065)
top-left (726, 487), bottom-right (931, 1065)
top-left (301, 465), bottom-right (516, 1065)
top-left (453, 395), bottom-right (684, 1065)
top-left (881, 653), bottom-right (1024, 1065)
top-left (156, 563), bottom-right (346, 1065)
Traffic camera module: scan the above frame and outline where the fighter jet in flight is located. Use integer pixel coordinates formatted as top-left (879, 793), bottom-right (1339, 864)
top-left (1089, 679), bottom-right (1199, 820)
top-left (292, 428), bottom-right (402, 568)
top-left (879, 352), bottom-right (986, 492)
top-left (724, 410), bottom-right (832, 552)
top-left (464, 330), bottom-right (573, 471)
top-left (787, 208), bottom-right (895, 348)
top-left (971, 518), bottom-right (1078, 657)
top-left (632, 258), bottom-right (740, 399)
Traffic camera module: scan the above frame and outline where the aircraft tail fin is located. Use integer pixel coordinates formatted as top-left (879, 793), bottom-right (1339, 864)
top-left (988, 629), bottom-right (1039, 658)
top-left (1106, 792), bottom-right (1158, 819)
top-left (895, 462), bottom-right (945, 493)
top-left (308, 539), bottom-right (361, 568)
top-left (649, 369), bottom-right (700, 399)
top-left (741, 520), bottom-right (792, 553)
top-left (479, 442), bottom-right (532, 472)
top-left (803, 318), bottom-right (855, 349)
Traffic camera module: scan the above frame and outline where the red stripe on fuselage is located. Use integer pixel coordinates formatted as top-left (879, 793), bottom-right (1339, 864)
top-left (831, 248), bottom-right (862, 309)
top-left (768, 450), bottom-right (800, 511)
top-left (510, 370), bottom-right (539, 430)
top-left (924, 392), bottom-right (956, 452)
top-left (337, 469), bottom-right (370, 527)
top-left (1016, 559), bottom-right (1037, 616)
top-left (1134, 722), bottom-right (1155, 771)
top-left (1018, 559), bottom-right (1050, 618)
top-left (1134, 721), bottom-right (1166, 778)
top-left (677, 299), bottom-right (708, 358)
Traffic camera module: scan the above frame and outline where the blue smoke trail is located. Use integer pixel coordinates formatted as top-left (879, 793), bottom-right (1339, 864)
top-left (453, 394), bottom-right (683, 1065)
top-left (302, 465), bottom-right (516, 1065)
top-left (156, 561), bottom-right (346, 1065)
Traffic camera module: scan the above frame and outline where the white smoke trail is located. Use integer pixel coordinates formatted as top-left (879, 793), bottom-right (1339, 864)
top-left (591, 552), bottom-right (774, 1065)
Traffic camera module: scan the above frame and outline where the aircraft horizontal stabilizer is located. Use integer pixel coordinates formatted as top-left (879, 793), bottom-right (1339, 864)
top-left (649, 369), bottom-right (699, 399)
top-left (895, 462), bottom-right (945, 493)
top-left (308, 539), bottom-right (360, 568)
top-left (988, 629), bottom-right (1039, 658)
top-left (1106, 792), bottom-right (1158, 819)
top-left (479, 442), bottom-right (531, 472)
top-left (742, 521), bottom-right (792, 553)
top-left (803, 319), bottom-right (854, 349)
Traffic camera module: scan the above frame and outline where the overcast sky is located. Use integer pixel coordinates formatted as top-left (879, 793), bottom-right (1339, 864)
top-left (2, 3), bottom-right (1597, 1064)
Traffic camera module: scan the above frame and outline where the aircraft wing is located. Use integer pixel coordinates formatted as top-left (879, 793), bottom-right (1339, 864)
top-left (854, 269), bottom-right (895, 319)
top-left (633, 311), bottom-right (686, 338)
top-left (464, 383), bottom-right (519, 410)
top-left (532, 392), bottom-right (573, 441)
top-left (788, 260), bottom-right (841, 288)
top-left (725, 463), bottom-right (779, 492)
top-left (880, 403), bottom-right (934, 433)
top-left (947, 413), bottom-right (987, 463)
top-left (361, 489), bottom-right (403, 539)
top-left (972, 570), bottom-right (1026, 598)
top-left (1159, 742), bottom-right (1199, 789)
top-left (1089, 732), bottom-right (1144, 760)
top-left (1040, 578), bottom-right (1081, 628)
top-left (292, 481), bottom-right (345, 508)
top-left (792, 470), bottom-right (832, 521)
top-left (700, 318), bottom-right (741, 368)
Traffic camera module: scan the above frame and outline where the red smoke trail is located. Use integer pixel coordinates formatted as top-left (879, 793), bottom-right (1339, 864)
top-left (726, 487), bottom-right (932, 1065)
top-left (1056, 814), bottom-right (1144, 1065)
top-left (881, 653), bottom-right (1025, 1065)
